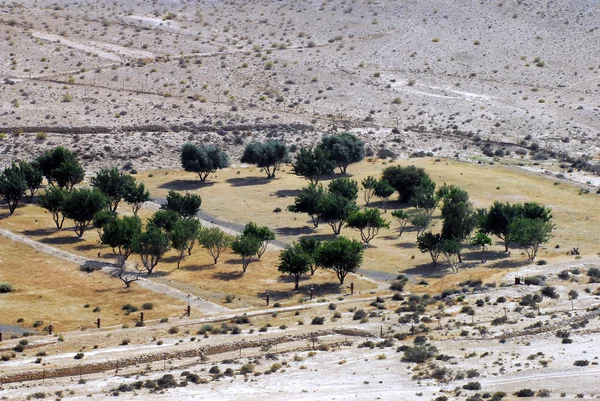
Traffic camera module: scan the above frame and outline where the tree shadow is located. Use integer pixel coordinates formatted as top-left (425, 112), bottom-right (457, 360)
top-left (40, 236), bottom-right (83, 245)
top-left (259, 282), bottom-right (342, 301)
top-left (461, 250), bottom-right (508, 262)
top-left (162, 255), bottom-right (181, 263)
top-left (75, 243), bottom-right (103, 252)
top-left (158, 179), bottom-right (213, 191)
top-left (395, 242), bottom-right (416, 249)
top-left (402, 262), bottom-right (450, 278)
top-left (366, 200), bottom-right (405, 212)
top-left (21, 227), bottom-right (58, 236)
top-left (225, 177), bottom-right (273, 187)
top-left (275, 226), bottom-right (314, 236)
top-left (180, 263), bottom-right (214, 272)
top-left (272, 189), bottom-right (301, 198)
top-left (297, 233), bottom-right (338, 242)
top-left (488, 259), bottom-right (531, 269)
top-left (213, 271), bottom-right (244, 281)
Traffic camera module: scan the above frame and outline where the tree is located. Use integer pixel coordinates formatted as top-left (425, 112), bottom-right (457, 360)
top-left (440, 238), bottom-right (462, 273)
top-left (39, 187), bottom-right (67, 229)
top-left (181, 143), bottom-right (229, 182)
top-left (170, 218), bottom-right (200, 268)
top-left (408, 209), bottom-right (432, 239)
top-left (318, 192), bottom-right (359, 235)
top-left (62, 189), bottom-right (108, 237)
top-left (361, 176), bottom-right (377, 206)
top-left (439, 186), bottom-right (477, 262)
top-left (346, 208), bottom-right (390, 243)
top-left (0, 164), bottom-right (26, 215)
top-left (92, 209), bottom-right (117, 236)
top-left (148, 209), bottom-right (180, 233)
top-left (278, 243), bottom-right (312, 290)
top-left (36, 146), bottom-right (84, 191)
top-left (240, 140), bottom-right (288, 178)
top-left (373, 179), bottom-right (395, 212)
top-left (287, 184), bottom-right (326, 227)
top-left (113, 261), bottom-right (143, 289)
top-left (18, 161), bottom-right (43, 203)
top-left (231, 235), bottom-right (262, 272)
top-left (242, 222), bottom-right (275, 258)
top-left (134, 225), bottom-right (171, 273)
top-left (161, 190), bottom-right (201, 218)
top-left (123, 181), bottom-right (150, 216)
top-left (391, 209), bottom-right (410, 238)
top-left (91, 167), bottom-right (136, 212)
top-left (298, 237), bottom-right (322, 275)
top-left (317, 132), bottom-right (365, 173)
top-left (328, 177), bottom-right (359, 201)
top-left (198, 226), bottom-right (233, 264)
top-left (417, 232), bottom-right (442, 267)
top-left (291, 147), bottom-right (335, 184)
top-left (480, 201), bottom-right (522, 252)
top-left (409, 176), bottom-right (438, 216)
top-left (469, 231), bottom-right (492, 262)
top-left (382, 165), bottom-right (429, 202)
top-left (315, 236), bottom-right (364, 284)
top-left (508, 217), bottom-right (553, 260)
top-left (100, 215), bottom-right (142, 265)
top-left (522, 202), bottom-right (552, 222)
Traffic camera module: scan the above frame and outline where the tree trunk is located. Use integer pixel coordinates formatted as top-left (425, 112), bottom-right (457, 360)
top-left (177, 251), bottom-right (184, 269)
top-left (457, 251), bottom-right (463, 263)
top-left (294, 276), bottom-right (300, 290)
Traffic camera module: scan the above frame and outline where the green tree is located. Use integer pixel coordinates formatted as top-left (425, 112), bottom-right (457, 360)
top-left (242, 222), bottom-right (275, 258)
top-left (328, 177), bottom-right (359, 201)
top-left (381, 165), bottom-right (429, 202)
top-left (62, 189), bottom-right (108, 237)
top-left (278, 243), bottom-right (312, 290)
top-left (287, 184), bottom-right (326, 227)
top-left (134, 225), bottom-right (171, 273)
top-left (409, 176), bottom-right (438, 216)
top-left (361, 176), bottom-right (377, 206)
top-left (0, 163), bottom-right (26, 215)
top-left (231, 234), bottom-right (262, 272)
top-left (317, 132), bottom-right (365, 173)
top-left (198, 226), bottom-right (233, 264)
top-left (439, 186), bottom-right (477, 262)
top-left (346, 208), bottom-right (390, 243)
top-left (315, 236), bottom-right (364, 284)
top-left (36, 146), bottom-right (84, 191)
top-left (18, 161), bottom-right (43, 203)
top-left (170, 218), bottom-right (201, 268)
top-left (440, 238), bottom-right (462, 272)
top-left (161, 190), bottom-right (201, 218)
top-left (92, 209), bottom-right (117, 236)
top-left (508, 217), bottom-right (553, 260)
top-left (318, 192), bottom-right (359, 235)
top-left (373, 179), bottom-right (395, 212)
top-left (181, 143), bottom-right (229, 182)
top-left (469, 231), bottom-right (492, 262)
top-left (417, 231), bottom-right (442, 267)
top-left (39, 186), bottom-right (67, 229)
top-left (479, 201), bottom-right (522, 252)
top-left (298, 237), bottom-right (322, 275)
top-left (240, 140), bottom-right (288, 178)
top-left (123, 181), bottom-right (150, 216)
top-left (291, 147), bottom-right (335, 184)
top-left (100, 215), bottom-right (142, 265)
top-left (391, 209), bottom-right (410, 238)
top-left (91, 167), bottom-right (136, 212)
top-left (408, 209), bottom-right (432, 239)
top-left (148, 209), bottom-right (180, 233)
top-left (522, 202), bottom-right (552, 222)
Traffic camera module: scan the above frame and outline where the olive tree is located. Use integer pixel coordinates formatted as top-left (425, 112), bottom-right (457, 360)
top-left (231, 234), bottom-right (262, 272)
top-left (278, 243), bottom-right (312, 290)
top-left (317, 132), bottom-right (364, 173)
top-left (242, 222), bottom-right (275, 258)
top-left (287, 184), bottom-right (326, 227)
top-left (91, 167), bottom-right (136, 212)
top-left (39, 187), bottom-right (67, 229)
top-left (291, 147), bottom-right (335, 184)
top-left (18, 161), bottom-right (43, 203)
top-left (346, 208), bottom-right (390, 243)
top-left (240, 140), bottom-right (288, 178)
top-left (36, 146), bottom-right (84, 191)
top-left (100, 215), bottom-right (142, 265)
top-left (123, 181), bottom-right (150, 216)
top-left (198, 226), bottom-right (233, 264)
top-left (161, 190), bottom-right (202, 217)
top-left (315, 236), bottom-right (364, 284)
top-left (181, 143), bottom-right (229, 182)
top-left (0, 163), bottom-right (26, 215)
top-left (62, 189), bottom-right (109, 237)
top-left (134, 225), bottom-right (171, 274)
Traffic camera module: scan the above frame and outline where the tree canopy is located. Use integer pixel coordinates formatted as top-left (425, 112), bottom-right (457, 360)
top-left (381, 165), bottom-right (429, 202)
top-left (317, 132), bottom-right (364, 173)
top-left (298, 236), bottom-right (322, 275)
top-left (198, 226), bottom-right (233, 264)
top-left (278, 242), bottom-right (312, 290)
top-left (0, 163), bottom-right (26, 215)
top-left (134, 225), bottom-right (171, 273)
top-left (231, 234), bottom-right (262, 272)
top-left (240, 140), bottom-right (288, 178)
top-left (361, 176), bottom-right (377, 206)
top-left (291, 147), bottom-right (335, 184)
top-left (318, 192), bottom-right (359, 235)
top-left (242, 222), bottom-right (276, 258)
top-left (328, 177), bottom-right (359, 201)
top-left (18, 161), bottom-right (43, 203)
top-left (161, 190), bottom-right (201, 218)
top-left (507, 217), bottom-right (553, 260)
top-left (39, 186), bottom-right (67, 229)
top-left (62, 189), bottom-right (109, 237)
top-left (346, 208), bottom-right (390, 243)
top-left (287, 184), bottom-right (326, 227)
top-left (36, 146), bottom-right (84, 191)
top-left (100, 215), bottom-right (142, 265)
top-left (91, 167), bottom-right (136, 212)
top-left (181, 143), bottom-right (229, 182)
top-left (373, 179), bottom-right (395, 211)
top-left (417, 231), bottom-right (442, 267)
top-left (123, 181), bottom-right (150, 216)
top-left (315, 236), bottom-right (363, 284)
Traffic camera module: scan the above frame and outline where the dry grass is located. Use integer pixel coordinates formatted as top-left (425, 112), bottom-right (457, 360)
top-left (0, 236), bottom-right (185, 332)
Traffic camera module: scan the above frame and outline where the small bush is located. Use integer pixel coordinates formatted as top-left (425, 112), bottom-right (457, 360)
top-left (524, 276), bottom-right (545, 286)
top-left (122, 304), bottom-right (138, 313)
top-left (141, 303), bottom-right (154, 310)
top-left (240, 363), bottom-right (255, 374)
top-left (574, 360), bottom-right (590, 366)
top-left (353, 309), bottom-right (367, 320)
top-left (463, 382), bottom-right (482, 390)
top-left (74, 353), bottom-right (84, 360)
top-left (515, 389), bottom-right (535, 397)
top-left (168, 327), bottom-right (179, 334)
top-left (541, 286), bottom-right (559, 299)
top-left (0, 282), bottom-right (14, 293)
top-left (311, 316), bottom-right (325, 325)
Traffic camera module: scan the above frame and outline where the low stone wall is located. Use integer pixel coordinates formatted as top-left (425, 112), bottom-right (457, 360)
top-left (0, 328), bottom-right (372, 384)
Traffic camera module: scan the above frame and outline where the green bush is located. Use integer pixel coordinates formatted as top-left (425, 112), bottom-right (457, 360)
top-left (141, 303), bottom-right (154, 310)
top-left (574, 360), bottom-right (590, 366)
top-left (0, 282), bottom-right (14, 293)
top-left (401, 344), bottom-right (438, 363)
top-left (311, 316), bottom-right (325, 325)
top-left (463, 382), bottom-right (481, 390)
top-left (353, 309), bottom-right (367, 320)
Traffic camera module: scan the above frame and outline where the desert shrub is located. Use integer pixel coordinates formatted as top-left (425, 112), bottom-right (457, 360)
top-left (491, 316), bottom-right (507, 326)
top-left (233, 315), bottom-right (250, 324)
top-left (156, 374), bottom-right (178, 389)
top-left (197, 324), bottom-right (213, 334)
top-left (209, 366), bottom-right (220, 374)
top-left (588, 267), bottom-right (600, 278)
top-left (240, 363), bottom-right (255, 374)
top-left (0, 282), bottom-right (14, 293)
top-left (520, 293), bottom-right (542, 307)
top-left (515, 389), bottom-right (535, 397)
top-left (74, 353), bottom-right (84, 359)
top-left (121, 304), bottom-right (139, 313)
top-left (392, 292), bottom-right (404, 301)
top-left (558, 270), bottom-right (570, 280)
top-left (311, 316), bottom-right (325, 325)
top-left (353, 309), bottom-right (367, 320)
top-left (574, 359), bottom-right (589, 366)
top-left (328, 303), bottom-right (337, 310)
top-left (466, 369), bottom-right (480, 378)
top-left (141, 303), bottom-right (154, 310)
top-left (120, 338), bottom-right (130, 346)
top-left (441, 288), bottom-right (460, 298)
top-left (463, 382), bottom-right (481, 390)
top-left (168, 327), bottom-right (179, 334)
top-left (524, 276), bottom-right (545, 286)
top-left (541, 286), bottom-right (559, 299)
top-left (390, 280), bottom-right (406, 292)
top-left (402, 344), bottom-right (438, 363)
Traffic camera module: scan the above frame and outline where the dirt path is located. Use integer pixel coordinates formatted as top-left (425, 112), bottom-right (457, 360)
top-left (0, 228), bottom-right (229, 315)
